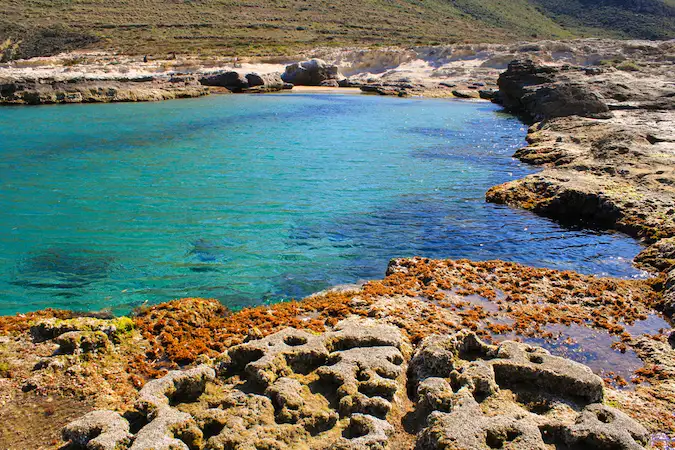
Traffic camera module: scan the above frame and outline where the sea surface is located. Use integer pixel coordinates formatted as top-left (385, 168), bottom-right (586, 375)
top-left (0, 93), bottom-right (646, 315)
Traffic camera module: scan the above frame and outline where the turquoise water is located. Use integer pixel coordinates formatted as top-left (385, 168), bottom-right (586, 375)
top-left (0, 93), bottom-right (645, 315)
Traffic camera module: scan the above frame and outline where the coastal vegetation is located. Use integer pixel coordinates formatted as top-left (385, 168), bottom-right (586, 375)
top-left (0, 0), bottom-right (673, 59)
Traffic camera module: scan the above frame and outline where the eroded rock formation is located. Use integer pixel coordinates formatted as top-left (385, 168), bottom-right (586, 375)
top-left (487, 59), bottom-right (675, 277)
top-left (61, 323), bottom-right (649, 449)
top-left (0, 74), bottom-right (208, 105)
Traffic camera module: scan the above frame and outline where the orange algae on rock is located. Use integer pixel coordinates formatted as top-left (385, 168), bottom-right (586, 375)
top-left (1, 257), bottom-right (673, 446)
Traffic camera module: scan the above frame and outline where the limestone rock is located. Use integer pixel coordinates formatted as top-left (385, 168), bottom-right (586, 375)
top-left (635, 237), bottom-right (675, 273)
top-left (417, 389), bottom-right (549, 450)
top-left (137, 365), bottom-right (216, 416)
top-left (130, 408), bottom-right (203, 450)
top-left (199, 71), bottom-right (284, 93)
top-left (281, 59), bottom-right (339, 86)
top-left (31, 317), bottom-right (117, 343)
top-left (0, 75), bottom-right (208, 105)
top-left (199, 71), bottom-right (248, 90)
top-left (62, 410), bottom-right (132, 450)
top-left (246, 72), bottom-right (284, 91)
top-left (330, 414), bottom-right (394, 450)
top-left (62, 327), bottom-right (648, 450)
top-left (452, 89), bottom-right (480, 99)
top-left (497, 60), bottom-right (611, 121)
top-left (664, 269), bottom-right (675, 316)
top-left (491, 340), bottom-right (604, 403)
top-left (560, 404), bottom-right (649, 450)
top-left (320, 79), bottom-right (340, 87)
top-left (55, 330), bottom-right (112, 355)
top-left (410, 332), bottom-right (646, 450)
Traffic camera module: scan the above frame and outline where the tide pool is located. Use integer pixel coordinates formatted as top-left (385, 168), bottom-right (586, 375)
top-left (0, 93), bottom-right (645, 315)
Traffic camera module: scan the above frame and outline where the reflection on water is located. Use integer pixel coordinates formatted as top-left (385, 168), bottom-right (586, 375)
top-left (0, 94), bottom-right (646, 315)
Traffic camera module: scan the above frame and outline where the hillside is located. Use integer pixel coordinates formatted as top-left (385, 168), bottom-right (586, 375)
top-left (0, 0), bottom-right (673, 59)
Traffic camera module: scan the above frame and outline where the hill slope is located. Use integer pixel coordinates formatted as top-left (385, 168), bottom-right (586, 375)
top-left (0, 0), bottom-right (673, 58)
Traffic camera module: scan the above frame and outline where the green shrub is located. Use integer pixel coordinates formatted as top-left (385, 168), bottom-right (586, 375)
top-left (616, 61), bottom-right (640, 71)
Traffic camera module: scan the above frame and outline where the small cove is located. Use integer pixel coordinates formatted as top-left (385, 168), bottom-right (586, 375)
top-left (0, 93), bottom-right (647, 315)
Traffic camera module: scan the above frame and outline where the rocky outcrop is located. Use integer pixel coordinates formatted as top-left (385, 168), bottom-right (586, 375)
top-left (488, 58), bottom-right (675, 281)
top-left (412, 332), bottom-right (648, 450)
top-left (0, 75), bottom-right (208, 105)
top-left (281, 59), bottom-right (339, 86)
top-left (62, 410), bottom-right (133, 450)
top-left (664, 270), bottom-right (675, 316)
top-left (635, 237), bottom-right (675, 273)
top-left (497, 60), bottom-right (611, 121)
top-left (198, 71), bottom-right (285, 92)
top-left (62, 326), bottom-right (649, 449)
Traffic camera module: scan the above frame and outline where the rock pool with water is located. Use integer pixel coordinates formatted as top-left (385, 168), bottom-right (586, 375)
top-left (0, 93), bottom-right (646, 315)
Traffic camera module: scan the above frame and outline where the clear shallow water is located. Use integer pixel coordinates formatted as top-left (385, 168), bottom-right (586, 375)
top-left (0, 93), bottom-right (646, 315)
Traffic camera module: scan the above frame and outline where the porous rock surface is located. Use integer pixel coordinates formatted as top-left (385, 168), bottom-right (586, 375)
top-left (62, 322), bottom-right (649, 449)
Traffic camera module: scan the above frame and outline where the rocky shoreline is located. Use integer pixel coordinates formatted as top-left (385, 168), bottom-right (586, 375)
top-left (484, 56), bottom-right (675, 313)
top-left (1, 38), bottom-right (675, 449)
top-left (0, 258), bottom-right (673, 448)
top-left (5, 39), bottom-right (672, 105)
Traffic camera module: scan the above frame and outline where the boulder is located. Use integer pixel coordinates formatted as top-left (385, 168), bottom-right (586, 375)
top-left (245, 72), bottom-right (285, 91)
top-left (198, 71), bottom-right (248, 90)
top-left (497, 60), bottom-right (611, 121)
top-left (452, 89), bottom-right (480, 99)
top-left (199, 71), bottom-right (284, 92)
top-left (281, 59), bottom-right (339, 86)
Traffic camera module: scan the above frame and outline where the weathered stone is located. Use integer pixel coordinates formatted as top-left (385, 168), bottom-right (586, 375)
top-left (452, 89), bottom-right (480, 99)
top-left (137, 365), bottom-right (215, 416)
top-left (664, 269), bottom-right (675, 316)
top-left (62, 410), bottom-right (132, 450)
top-left (417, 389), bottom-right (549, 450)
top-left (130, 408), bottom-right (202, 450)
top-left (317, 346), bottom-right (403, 418)
top-left (491, 340), bottom-right (604, 403)
top-left (31, 317), bottom-right (117, 343)
top-left (559, 404), bottom-right (650, 450)
top-left (245, 72), bottom-right (285, 91)
top-left (635, 237), bottom-right (675, 273)
top-left (55, 330), bottom-right (112, 355)
top-left (265, 377), bottom-right (338, 432)
top-left (63, 327), bottom-right (648, 450)
top-left (331, 414), bottom-right (394, 450)
top-left (218, 328), bottom-right (329, 386)
top-left (199, 71), bottom-right (248, 90)
top-left (0, 75), bottom-right (208, 105)
top-left (281, 59), bottom-right (339, 86)
top-left (410, 332), bottom-right (645, 450)
top-left (320, 79), bottom-right (340, 87)
top-left (417, 377), bottom-right (453, 413)
top-left (497, 60), bottom-right (611, 121)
